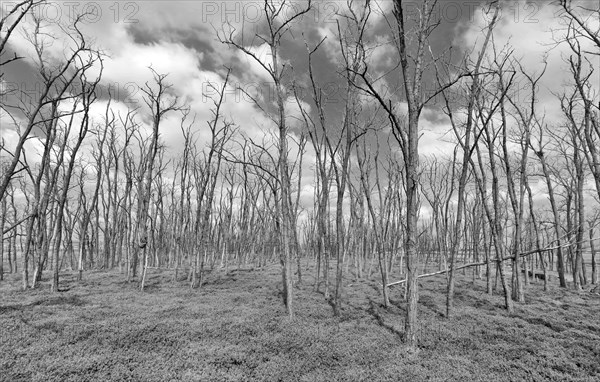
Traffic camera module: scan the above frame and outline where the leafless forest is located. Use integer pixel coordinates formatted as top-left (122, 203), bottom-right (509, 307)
top-left (1, 0), bottom-right (599, 370)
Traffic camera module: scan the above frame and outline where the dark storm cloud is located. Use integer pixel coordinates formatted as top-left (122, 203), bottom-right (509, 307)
top-left (126, 23), bottom-right (217, 71)
top-left (1, 42), bottom-right (45, 124)
top-left (127, 24), bottom-right (160, 46)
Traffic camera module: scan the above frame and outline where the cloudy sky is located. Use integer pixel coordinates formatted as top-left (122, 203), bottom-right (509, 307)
top-left (1, 0), bottom-right (599, 214)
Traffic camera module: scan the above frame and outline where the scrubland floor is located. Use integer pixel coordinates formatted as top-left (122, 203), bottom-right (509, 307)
top-left (0, 263), bottom-right (599, 381)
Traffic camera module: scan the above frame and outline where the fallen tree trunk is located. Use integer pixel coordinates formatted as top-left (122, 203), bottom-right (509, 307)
top-left (387, 238), bottom-right (600, 288)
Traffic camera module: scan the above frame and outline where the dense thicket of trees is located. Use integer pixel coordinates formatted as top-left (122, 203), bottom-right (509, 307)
top-left (1, 0), bottom-right (598, 348)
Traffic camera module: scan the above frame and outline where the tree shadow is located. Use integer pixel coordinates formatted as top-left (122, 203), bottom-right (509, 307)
top-left (416, 294), bottom-right (445, 317)
top-left (366, 298), bottom-right (404, 338)
top-left (0, 295), bottom-right (86, 313)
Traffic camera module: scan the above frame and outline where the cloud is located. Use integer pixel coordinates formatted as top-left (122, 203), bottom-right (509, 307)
top-left (101, 41), bottom-right (203, 103)
top-left (1, 114), bottom-right (44, 167)
top-left (454, 0), bottom-right (599, 123)
top-left (418, 107), bottom-right (456, 157)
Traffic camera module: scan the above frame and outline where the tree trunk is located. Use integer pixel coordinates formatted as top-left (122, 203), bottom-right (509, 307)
top-left (536, 151), bottom-right (567, 287)
top-left (590, 226), bottom-right (598, 285)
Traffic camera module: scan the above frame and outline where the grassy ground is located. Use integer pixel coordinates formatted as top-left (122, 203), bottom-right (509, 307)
top-left (0, 263), bottom-right (599, 382)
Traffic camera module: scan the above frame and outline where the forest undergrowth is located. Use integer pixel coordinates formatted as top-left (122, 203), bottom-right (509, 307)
top-left (0, 263), bottom-right (599, 382)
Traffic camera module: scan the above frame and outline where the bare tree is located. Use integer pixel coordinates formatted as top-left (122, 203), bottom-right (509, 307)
top-left (9, 13), bottom-right (101, 289)
top-left (439, 2), bottom-right (500, 317)
top-left (557, 1), bottom-right (600, 203)
top-left (347, 0), bottom-right (465, 347)
top-left (219, 0), bottom-right (312, 318)
top-left (190, 69), bottom-right (234, 289)
top-left (589, 213), bottom-right (599, 285)
top-left (138, 68), bottom-right (180, 291)
top-left (1, 7), bottom-right (89, 201)
top-left (295, 11), bottom-right (368, 314)
top-left (356, 136), bottom-right (398, 308)
top-left (50, 48), bottom-right (104, 292)
top-left (533, 123), bottom-right (568, 287)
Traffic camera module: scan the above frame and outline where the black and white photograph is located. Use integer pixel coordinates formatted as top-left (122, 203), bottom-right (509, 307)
top-left (0, 0), bottom-right (599, 380)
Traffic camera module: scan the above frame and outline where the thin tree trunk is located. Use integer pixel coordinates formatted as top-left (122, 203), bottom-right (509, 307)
top-left (590, 226), bottom-right (598, 285)
top-left (536, 151), bottom-right (567, 287)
